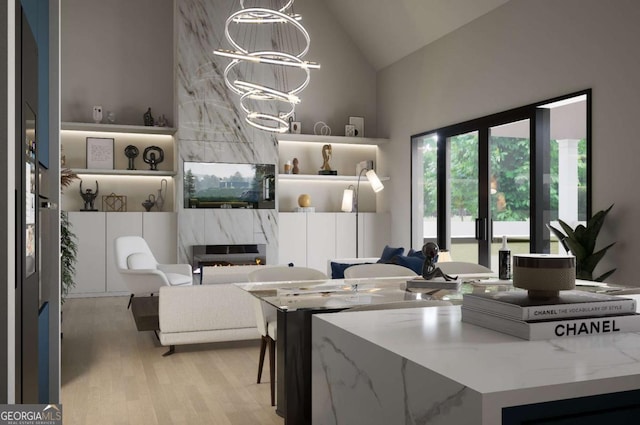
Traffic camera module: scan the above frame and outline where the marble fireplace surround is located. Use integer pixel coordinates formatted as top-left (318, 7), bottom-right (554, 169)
top-left (175, 0), bottom-right (279, 265)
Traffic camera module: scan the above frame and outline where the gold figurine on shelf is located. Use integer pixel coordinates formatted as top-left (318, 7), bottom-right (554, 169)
top-left (318, 144), bottom-right (337, 175)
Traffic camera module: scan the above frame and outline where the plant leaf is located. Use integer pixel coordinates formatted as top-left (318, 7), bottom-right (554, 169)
top-left (594, 269), bottom-right (616, 282)
top-left (564, 237), bottom-right (587, 262)
top-left (573, 224), bottom-right (589, 249)
top-left (558, 219), bottom-right (576, 240)
top-left (581, 242), bottom-right (616, 273)
top-left (547, 224), bottom-right (570, 252)
top-left (547, 223), bottom-right (566, 240)
top-left (583, 204), bottom-right (613, 254)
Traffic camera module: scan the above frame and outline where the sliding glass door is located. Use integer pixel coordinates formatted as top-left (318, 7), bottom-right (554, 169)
top-left (446, 131), bottom-right (480, 264)
top-left (489, 119), bottom-right (531, 269)
top-left (411, 91), bottom-right (590, 270)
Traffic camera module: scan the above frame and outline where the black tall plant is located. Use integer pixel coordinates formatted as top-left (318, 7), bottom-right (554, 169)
top-left (61, 169), bottom-right (79, 303)
top-left (547, 204), bottom-right (615, 282)
top-left (60, 211), bottom-right (77, 302)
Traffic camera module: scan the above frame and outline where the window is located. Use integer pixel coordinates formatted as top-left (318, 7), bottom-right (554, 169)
top-left (411, 91), bottom-right (590, 271)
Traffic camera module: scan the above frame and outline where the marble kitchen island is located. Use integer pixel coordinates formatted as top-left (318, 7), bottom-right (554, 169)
top-left (312, 305), bottom-right (640, 424)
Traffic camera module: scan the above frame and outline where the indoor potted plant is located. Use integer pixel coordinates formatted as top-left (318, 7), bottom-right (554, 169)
top-left (547, 204), bottom-right (616, 282)
top-left (61, 169), bottom-right (79, 302)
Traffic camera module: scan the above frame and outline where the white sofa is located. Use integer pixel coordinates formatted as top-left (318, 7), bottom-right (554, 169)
top-left (158, 283), bottom-right (259, 355)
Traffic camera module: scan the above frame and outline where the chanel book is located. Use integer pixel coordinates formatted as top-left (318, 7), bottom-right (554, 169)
top-left (461, 306), bottom-right (640, 341)
top-left (463, 289), bottom-right (636, 321)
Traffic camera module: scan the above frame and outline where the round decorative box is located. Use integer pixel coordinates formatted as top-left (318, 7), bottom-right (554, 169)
top-left (513, 254), bottom-right (576, 299)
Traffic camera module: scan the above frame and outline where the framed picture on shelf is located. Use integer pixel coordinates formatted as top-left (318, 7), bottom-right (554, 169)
top-left (86, 137), bottom-right (114, 169)
top-left (349, 116), bottom-right (364, 137)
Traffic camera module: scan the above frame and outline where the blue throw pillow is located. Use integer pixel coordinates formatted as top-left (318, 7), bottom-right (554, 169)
top-left (407, 248), bottom-right (426, 260)
top-left (377, 245), bottom-right (405, 263)
top-left (330, 262), bottom-right (355, 279)
top-left (392, 255), bottom-right (424, 275)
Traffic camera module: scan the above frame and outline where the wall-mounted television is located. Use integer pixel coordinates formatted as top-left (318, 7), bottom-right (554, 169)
top-left (183, 161), bottom-right (275, 209)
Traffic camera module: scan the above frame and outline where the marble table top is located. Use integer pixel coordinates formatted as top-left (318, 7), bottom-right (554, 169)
top-left (314, 294), bottom-right (640, 395)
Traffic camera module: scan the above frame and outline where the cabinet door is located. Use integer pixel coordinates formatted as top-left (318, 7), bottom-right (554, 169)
top-left (306, 213), bottom-right (336, 273)
top-left (362, 213), bottom-right (391, 258)
top-left (278, 213), bottom-right (307, 267)
top-left (68, 212), bottom-right (106, 294)
top-left (335, 213), bottom-right (356, 258)
top-left (106, 212), bottom-right (143, 293)
top-left (143, 212), bottom-right (177, 264)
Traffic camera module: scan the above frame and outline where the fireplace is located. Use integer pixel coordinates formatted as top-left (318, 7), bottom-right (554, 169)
top-left (192, 244), bottom-right (267, 269)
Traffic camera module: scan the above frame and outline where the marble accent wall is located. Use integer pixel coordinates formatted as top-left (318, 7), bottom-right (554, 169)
top-left (176, 0), bottom-right (279, 264)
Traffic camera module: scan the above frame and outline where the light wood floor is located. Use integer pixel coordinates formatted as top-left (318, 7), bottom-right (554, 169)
top-left (61, 296), bottom-right (283, 425)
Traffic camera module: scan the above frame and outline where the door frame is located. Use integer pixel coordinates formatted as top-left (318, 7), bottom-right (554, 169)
top-left (411, 89), bottom-right (592, 266)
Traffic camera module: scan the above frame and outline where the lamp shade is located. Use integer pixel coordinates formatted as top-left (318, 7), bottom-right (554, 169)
top-left (365, 169), bottom-right (384, 193)
top-left (341, 189), bottom-right (354, 212)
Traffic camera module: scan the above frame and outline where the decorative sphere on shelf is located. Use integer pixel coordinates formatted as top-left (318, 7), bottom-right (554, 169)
top-left (298, 194), bottom-right (311, 208)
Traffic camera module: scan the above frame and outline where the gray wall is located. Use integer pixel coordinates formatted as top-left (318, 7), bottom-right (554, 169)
top-left (377, 0), bottom-right (640, 284)
top-left (60, 0), bottom-right (376, 132)
top-left (61, 0), bottom-right (174, 125)
top-left (292, 0), bottom-right (377, 136)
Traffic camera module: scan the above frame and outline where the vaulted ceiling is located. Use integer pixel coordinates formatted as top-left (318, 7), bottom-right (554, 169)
top-left (322, 0), bottom-right (511, 70)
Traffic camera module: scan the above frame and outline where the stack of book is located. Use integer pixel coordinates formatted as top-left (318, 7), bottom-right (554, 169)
top-left (461, 289), bottom-right (640, 340)
top-left (406, 277), bottom-right (462, 291)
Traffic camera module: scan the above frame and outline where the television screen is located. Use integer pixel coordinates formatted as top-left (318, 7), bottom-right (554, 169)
top-left (183, 161), bottom-right (276, 209)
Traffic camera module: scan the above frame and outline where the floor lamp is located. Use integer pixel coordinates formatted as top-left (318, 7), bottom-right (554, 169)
top-left (341, 168), bottom-right (384, 257)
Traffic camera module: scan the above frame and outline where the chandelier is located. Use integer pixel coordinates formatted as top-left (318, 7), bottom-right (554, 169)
top-left (214, 0), bottom-right (320, 133)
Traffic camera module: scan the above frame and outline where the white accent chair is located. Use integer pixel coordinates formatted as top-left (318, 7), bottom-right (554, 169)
top-left (344, 263), bottom-right (418, 279)
top-left (437, 261), bottom-right (493, 275)
top-left (114, 236), bottom-right (193, 308)
top-left (248, 266), bottom-right (328, 406)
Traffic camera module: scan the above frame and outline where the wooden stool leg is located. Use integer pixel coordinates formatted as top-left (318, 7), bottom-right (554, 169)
top-left (257, 335), bottom-right (267, 384)
top-left (268, 336), bottom-right (276, 406)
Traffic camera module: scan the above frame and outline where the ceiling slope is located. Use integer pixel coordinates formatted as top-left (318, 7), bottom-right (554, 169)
top-left (321, 0), bottom-right (511, 70)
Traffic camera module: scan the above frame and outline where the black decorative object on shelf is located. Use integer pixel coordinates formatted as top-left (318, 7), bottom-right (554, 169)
top-left (421, 242), bottom-right (457, 281)
top-left (79, 180), bottom-right (99, 211)
top-left (124, 145), bottom-right (139, 170)
top-left (143, 107), bottom-right (154, 126)
top-left (143, 146), bottom-right (164, 171)
top-left (142, 194), bottom-right (156, 212)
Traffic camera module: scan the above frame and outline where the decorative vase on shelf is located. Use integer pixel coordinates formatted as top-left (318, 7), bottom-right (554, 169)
top-left (92, 106), bottom-right (103, 124)
top-left (155, 179), bottom-right (167, 211)
top-left (142, 194), bottom-right (156, 212)
top-left (298, 194), bottom-right (311, 208)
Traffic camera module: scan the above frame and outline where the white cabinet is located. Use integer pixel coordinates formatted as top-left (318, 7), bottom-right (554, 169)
top-left (307, 213), bottom-right (337, 272)
top-left (279, 213), bottom-right (307, 267)
top-left (142, 212), bottom-right (177, 264)
top-left (279, 212), bottom-right (390, 273)
top-left (68, 212), bottom-right (106, 294)
top-left (360, 212), bottom-right (391, 258)
top-left (68, 212), bottom-right (177, 297)
top-left (336, 214), bottom-right (357, 258)
top-left (106, 213), bottom-right (143, 293)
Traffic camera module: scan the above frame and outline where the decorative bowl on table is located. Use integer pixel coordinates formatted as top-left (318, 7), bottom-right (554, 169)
top-left (513, 254), bottom-right (576, 299)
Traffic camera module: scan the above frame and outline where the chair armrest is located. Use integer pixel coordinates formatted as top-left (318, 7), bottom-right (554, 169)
top-left (157, 263), bottom-right (193, 276)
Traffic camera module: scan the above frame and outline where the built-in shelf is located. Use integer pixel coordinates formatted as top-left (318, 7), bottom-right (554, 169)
top-left (62, 122), bottom-right (177, 135)
top-left (70, 168), bottom-right (176, 177)
top-left (278, 133), bottom-right (388, 146)
top-left (278, 174), bottom-right (389, 182)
